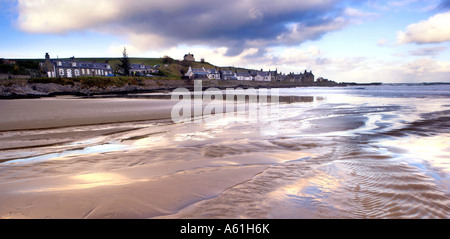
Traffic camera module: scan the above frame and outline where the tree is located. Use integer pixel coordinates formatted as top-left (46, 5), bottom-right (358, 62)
top-left (162, 55), bottom-right (175, 64)
top-left (119, 47), bottom-right (131, 76)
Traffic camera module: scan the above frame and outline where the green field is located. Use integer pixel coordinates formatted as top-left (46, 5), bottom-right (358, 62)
top-left (1, 57), bottom-right (253, 79)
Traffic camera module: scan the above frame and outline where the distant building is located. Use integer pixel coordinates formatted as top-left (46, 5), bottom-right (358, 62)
top-left (1, 59), bottom-right (17, 65)
top-left (302, 70), bottom-right (314, 83)
top-left (129, 63), bottom-right (159, 76)
top-left (185, 67), bottom-right (219, 79)
top-left (251, 70), bottom-right (276, 81)
top-left (276, 73), bottom-right (287, 82)
top-left (236, 71), bottom-right (253, 81)
top-left (220, 70), bottom-right (237, 80)
top-left (183, 53), bottom-right (195, 62)
top-left (316, 77), bottom-right (329, 83)
top-left (284, 70), bottom-right (315, 83)
top-left (40, 53), bottom-right (113, 78)
top-left (204, 68), bottom-right (220, 79)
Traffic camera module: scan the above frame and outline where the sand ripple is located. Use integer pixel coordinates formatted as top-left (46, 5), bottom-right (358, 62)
top-left (1, 88), bottom-right (449, 218)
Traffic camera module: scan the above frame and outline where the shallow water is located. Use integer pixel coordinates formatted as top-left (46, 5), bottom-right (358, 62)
top-left (0, 85), bottom-right (449, 218)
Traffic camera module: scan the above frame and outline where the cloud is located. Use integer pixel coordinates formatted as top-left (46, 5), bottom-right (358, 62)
top-left (408, 46), bottom-right (447, 57)
top-left (252, 45), bottom-right (450, 83)
top-left (397, 11), bottom-right (450, 44)
top-left (16, 0), bottom-right (354, 55)
top-left (401, 57), bottom-right (450, 76)
top-left (343, 7), bottom-right (378, 18)
top-left (275, 17), bottom-right (348, 45)
top-left (17, 0), bottom-right (123, 33)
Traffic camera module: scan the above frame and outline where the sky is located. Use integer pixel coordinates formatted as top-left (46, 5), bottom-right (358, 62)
top-left (0, 0), bottom-right (449, 83)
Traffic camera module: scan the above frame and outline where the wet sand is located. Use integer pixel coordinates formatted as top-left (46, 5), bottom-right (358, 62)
top-left (0, 94), bottom-right (278, 218)
top-left (0, 86), bottom-right (449, 219)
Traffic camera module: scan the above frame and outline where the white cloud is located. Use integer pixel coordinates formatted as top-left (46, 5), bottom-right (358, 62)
top-left (343, 7), bottom-right (378, 18)
top-left (401, 57), bottom-right (450, 75)
top-left (408, 46), bottom-right (447, 57)
top-left (251, 46), bottom-right (450, 83)
top-left (15, 0), bottom-right (348, 55)
top-left (397, 11), bottom-right (450, 44)
top-left (17, 0), bottom-right (123, 33)
top-left (276, 17), bottom-right (348, 45)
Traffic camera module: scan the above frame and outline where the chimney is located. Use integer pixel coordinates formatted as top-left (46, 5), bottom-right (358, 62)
top-left (45, 53), bottom-right (50, 60)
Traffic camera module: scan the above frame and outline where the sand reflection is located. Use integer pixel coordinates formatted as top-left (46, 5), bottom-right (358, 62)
top-left (268, 170), bottom-right (341, 200)
top-left (21, 172), bottom-right (146, 193)
top-left (382, 134), bottom-right (450, 173)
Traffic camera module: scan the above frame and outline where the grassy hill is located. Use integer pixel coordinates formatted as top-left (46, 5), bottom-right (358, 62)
top-left (1, 56), bottom-right (257, 79)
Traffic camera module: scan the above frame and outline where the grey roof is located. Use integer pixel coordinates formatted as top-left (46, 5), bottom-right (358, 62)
top-left (236, 72), bottom-right (251, 77)
top-left (130, 63), bottom-right (155, 70)
top-left (204, 68), bottom-right (219, 73)
top-left (255, 71), bottom-right (275, 76)
top-left (192, 68), bottom-right (208, 74)
top-left (256, 72), bottom-right (268, 76)
top-left (221, 70), bottom-right (234, 74)
top-left (51, 59), bottom-right (111, 70)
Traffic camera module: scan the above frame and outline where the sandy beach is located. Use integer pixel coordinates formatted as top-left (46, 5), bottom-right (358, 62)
top-left (0, 86), bottom-right (449, 218)
top-left (0, 94), bottom-right (279, 218)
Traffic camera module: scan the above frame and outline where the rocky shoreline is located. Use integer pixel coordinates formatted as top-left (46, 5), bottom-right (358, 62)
top-left (0, 78), bottom-right (343, 99)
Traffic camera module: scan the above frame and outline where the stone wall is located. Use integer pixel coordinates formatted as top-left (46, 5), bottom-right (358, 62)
top-left (0, 78), bottom-right (339, 98)
top-left (0, 74), bottom-right (31, 80)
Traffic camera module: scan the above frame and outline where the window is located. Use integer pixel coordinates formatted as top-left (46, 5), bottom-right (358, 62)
top-left (72, 62), bottom-right (77, 67)
top-left (67, 69), bottom-right (72, 78)
top-left (74, 69), bottom-right (80, 76)
top-left (82, 68), bottom-right (85, 75)
top-left (57, 61), bottom-right (62, 66)
top-left (59, 68), bottom-right (64, 76)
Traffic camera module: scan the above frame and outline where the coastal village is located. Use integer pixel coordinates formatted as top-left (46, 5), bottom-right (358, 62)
top-left (1, 51), bottom-right (334, 85)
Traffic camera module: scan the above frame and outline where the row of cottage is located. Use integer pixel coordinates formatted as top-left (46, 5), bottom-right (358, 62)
top-left (185, 66), bottom-right (315, 83)
top-left (40, 53), bottom-right (159, 78)
top-left (39, 52), bottom-right (319, 83)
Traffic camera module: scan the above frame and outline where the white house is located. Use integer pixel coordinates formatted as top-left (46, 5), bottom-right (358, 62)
top-left (236, 71), bottom-right (253, 81)
top-left (204, 68), bottom-right (220, 79)
top-left (129, 63), bottom-right (159, 76)
top-left (220, 70), bottom-right (238, 80)
top-left (252, 70), bottom-right (276, 81)
top-left (185, 67), bottom-right (219, 79)
top-left (40, 53), bottom-right (113, 78)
